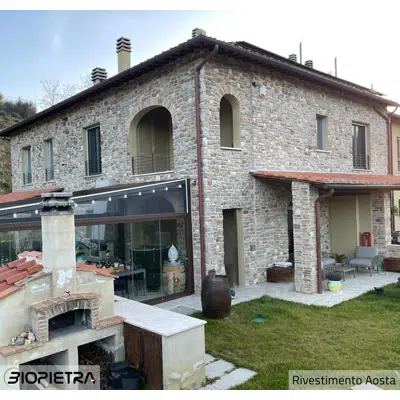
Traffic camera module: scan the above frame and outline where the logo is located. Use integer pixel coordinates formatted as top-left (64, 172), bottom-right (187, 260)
top-left (2, 365), bottom-right (100, 390)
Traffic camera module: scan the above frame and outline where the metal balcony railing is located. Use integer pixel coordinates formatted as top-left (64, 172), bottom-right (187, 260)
top-left (45, 167), bottom-right (54, 181)
top-left (23, 172), bottom-right (32, 185)
top-left (353, 153), bottom-right (370, 170)
top-left (132, 152), bottom-right (172, 175)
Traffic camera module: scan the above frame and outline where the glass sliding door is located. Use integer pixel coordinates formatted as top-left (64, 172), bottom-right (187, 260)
top-left (130, 220), bottom-right (163, 301)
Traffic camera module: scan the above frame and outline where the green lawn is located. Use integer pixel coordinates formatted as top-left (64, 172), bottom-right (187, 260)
top-left (196, 284), bottom-right (400, 389)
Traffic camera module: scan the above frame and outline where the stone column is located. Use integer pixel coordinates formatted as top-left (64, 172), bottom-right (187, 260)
top-left (372, 191), bottom-right (391, 254)
top-left (292, 181), bottom-right (319, 294)
top-left (40, 193), bottom-right (77, 298)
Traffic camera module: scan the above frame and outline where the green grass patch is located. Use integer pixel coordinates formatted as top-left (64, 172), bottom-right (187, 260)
top-left (195, 284), bottom-right (400, 389)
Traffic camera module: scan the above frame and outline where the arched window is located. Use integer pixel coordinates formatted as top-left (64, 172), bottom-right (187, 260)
top-left (219, 94), bottom-right (240, 148)
top-left (130, 106), bottom-right (173, 175)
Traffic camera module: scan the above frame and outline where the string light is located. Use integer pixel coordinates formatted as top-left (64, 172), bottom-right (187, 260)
top-left (138, 192), bottom-right (142, 196)
top-left (108, 197), bottom-right (112, 201)
top-left (124, 194), bottom-right (127, 199)
top-left (165, 187), bottom-right (168, 191)
top-left (178, 184), bottom-right (182, 188)
top-left (92, 200), bottom-right (95, 205)
top-left (152, 189), bottom-right (155, 193)
top-left (13, 213), bottom-right (17, 218)
top-left (35, 210), bottom-right (39, 215)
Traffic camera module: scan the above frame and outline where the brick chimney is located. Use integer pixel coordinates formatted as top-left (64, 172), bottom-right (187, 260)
top-left (116, 37), bottom-right (131, 73)
top-left (40, 192), bottom-right (76, 298)
top-left (91, 67), bottom-right (108, 85)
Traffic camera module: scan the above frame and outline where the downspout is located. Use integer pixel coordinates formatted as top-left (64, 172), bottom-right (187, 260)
top-left (373, 105), bottom-right (399, 233)
top-left (373, 105), bottom-right (398, 175)
top-left (194, 44), bottom-right (219, 281)
top-left (316, 189), bottom-right (335, 294)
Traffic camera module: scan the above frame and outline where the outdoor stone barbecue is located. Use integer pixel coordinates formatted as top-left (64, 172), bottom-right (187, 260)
top-left (0, 193), bottom-right (125, 390)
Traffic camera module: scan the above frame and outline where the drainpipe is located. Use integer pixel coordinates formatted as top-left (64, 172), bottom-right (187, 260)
top-left (315, 189), bottom-right (335, 294)
top-left (194, 44), bottom-right (219, 281)
top-left (373, 105), bottom-right (398, 175)
top-left (373, 105), bottom-right (399, 234)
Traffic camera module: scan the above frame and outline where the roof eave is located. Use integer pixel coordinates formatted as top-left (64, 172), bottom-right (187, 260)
top-left (1, 35), bottom-right (397, 137)
top-left (321, 183), bottom-right (400, 190)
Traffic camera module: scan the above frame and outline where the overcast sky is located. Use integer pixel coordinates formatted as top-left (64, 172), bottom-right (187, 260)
top-left (1, 4), bottom-right (400, 107)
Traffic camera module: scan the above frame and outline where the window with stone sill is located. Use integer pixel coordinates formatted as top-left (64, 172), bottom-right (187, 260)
top-left (352, 123), bottom-right (369, 170)
top-left (316, 115), bottom-right (328, 151)
top-left (22, 146), bottom-right (32, 185)
top-left (83, 125), bottom-right (102, 176)
top-left (44, 139), bottom-right (54, 181)
top-left (220, 94), bottom-right (240, 148)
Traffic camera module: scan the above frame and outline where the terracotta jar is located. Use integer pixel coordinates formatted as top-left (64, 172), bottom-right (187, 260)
top-left (201, 270), bottom-right (231, 318)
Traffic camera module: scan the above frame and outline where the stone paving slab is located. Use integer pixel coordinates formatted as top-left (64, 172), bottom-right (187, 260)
top-left (198, 384), bottom-right (220, 390)
top-left (205, 353), bottom-right (216, 365)
top-left (213, 368), bottom-right (257, 390)
top-left (169, 306), bottom-right (197, 315)
top-left (206, 360), bottom-right (235, 379)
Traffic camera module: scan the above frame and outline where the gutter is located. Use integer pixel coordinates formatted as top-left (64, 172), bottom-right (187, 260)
top-left (194, 44), bottom-right (219, 281)
top-left (315, 189), bottom-right (334, 294)
top-left (320, 184), bottom-right (400, 190)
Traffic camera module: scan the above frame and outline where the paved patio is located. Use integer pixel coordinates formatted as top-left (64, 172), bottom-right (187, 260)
top-left (157, 270), bottom-right (399, 313)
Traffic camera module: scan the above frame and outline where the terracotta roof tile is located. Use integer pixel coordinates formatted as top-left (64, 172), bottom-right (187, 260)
top-left (0, 282), bottom-right (11, 292)
top-left (27, 264), bottom-right (44, 275)
top-left (0, 268), bottom-right (20, 282)
top-left (0, 188), bottom-right (62, 205)
top-left (18, 251), bottom-right (43, 258)
top-left (0, 286), bottom-right (21, 300)
top-left (76, 262), bottom-right (97, 271)
top-left (0, 259), bottom-right (115, 301)
top-left (76, 263), bottom-right (117, 278)
top-left (251, 170), bottom-right (400, 187)
top-left (6, 271), bottom-right (29, 285)
top-left (7, 258), bottom-right (26, 269)
top-left (16, 259), bottom-right (37, 271)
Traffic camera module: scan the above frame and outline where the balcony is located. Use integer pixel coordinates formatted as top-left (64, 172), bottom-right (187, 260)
top-left (132, 152), bottom-right (173, 175)
top-left (353, 154), bottom-right (370, 170)
top-left (23, 172), bottom-right (32, 185)
top-left (45, 167), bottom-right (54, 181)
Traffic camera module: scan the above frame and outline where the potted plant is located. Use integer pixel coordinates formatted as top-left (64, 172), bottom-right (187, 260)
top-left (326, 271), bottom-right (343, 292)
top-left (331, 253), bottom-right (347, 267)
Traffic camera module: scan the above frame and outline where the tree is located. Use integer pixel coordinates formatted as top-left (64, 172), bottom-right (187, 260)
top-left (0, 98), bottom-right (36, 120)
top-left (39, 72), bottom-right (92, 109)
top-left (0, 97), bottom-right (37, 130)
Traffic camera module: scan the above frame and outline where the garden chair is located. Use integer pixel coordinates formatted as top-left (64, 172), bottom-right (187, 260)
top-left (348, 246), bottom-right (382, 276)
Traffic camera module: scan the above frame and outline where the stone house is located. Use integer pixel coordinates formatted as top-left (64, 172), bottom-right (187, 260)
top-left (1, 29), bottom-right (400, 301)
